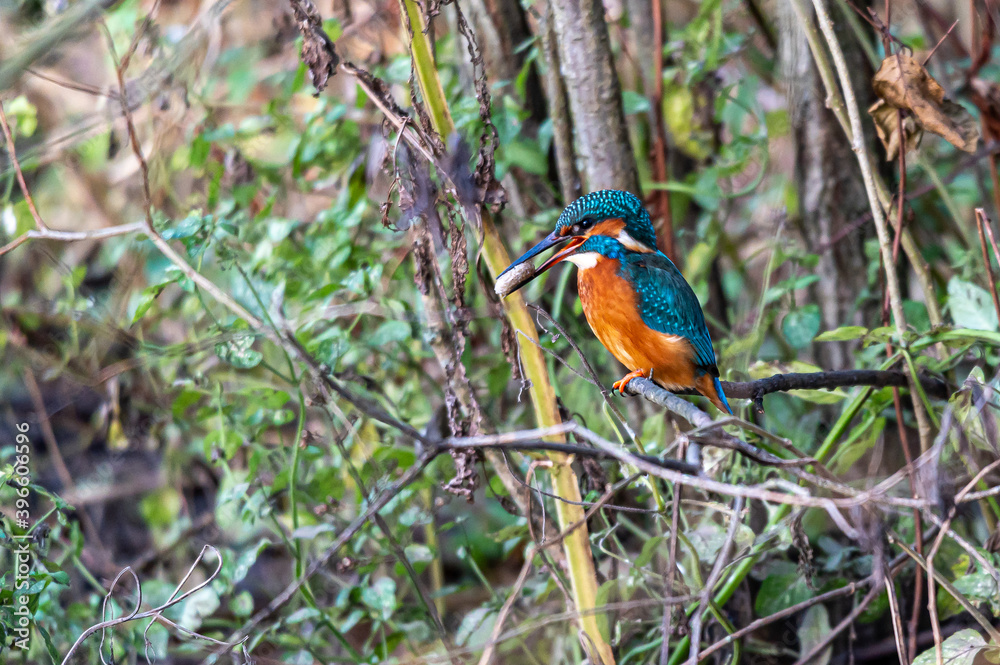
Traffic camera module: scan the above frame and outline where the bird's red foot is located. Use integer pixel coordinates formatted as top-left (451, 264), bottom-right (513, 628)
top-left (612, 369), bottom-right (651, 394)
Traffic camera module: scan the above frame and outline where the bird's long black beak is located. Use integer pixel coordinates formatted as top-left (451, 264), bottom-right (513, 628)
top-left (498, 231), bottom-right (586, 294)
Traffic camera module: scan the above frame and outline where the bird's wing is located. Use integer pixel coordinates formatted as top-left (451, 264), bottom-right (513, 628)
top-left (621, 251), bottom-right (720, 375)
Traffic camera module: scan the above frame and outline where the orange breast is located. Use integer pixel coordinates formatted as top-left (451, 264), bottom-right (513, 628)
top-left (577, 258), bottom-right (697, 390)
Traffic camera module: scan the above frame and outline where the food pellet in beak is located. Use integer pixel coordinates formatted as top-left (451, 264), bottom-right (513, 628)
top-left (494, 261), bottom-right (536, 298)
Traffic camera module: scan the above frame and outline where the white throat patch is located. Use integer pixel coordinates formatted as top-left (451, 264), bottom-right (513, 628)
top-left (566, 252), bottom-right (600, 270)
top-left (616, 230), bottom-right (653, 253)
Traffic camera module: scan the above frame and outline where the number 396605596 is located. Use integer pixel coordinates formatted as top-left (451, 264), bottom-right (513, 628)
top-left (14, 423), bottom-right (30, 523)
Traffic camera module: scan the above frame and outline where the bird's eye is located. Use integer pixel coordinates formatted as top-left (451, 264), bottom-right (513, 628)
top-left (578, 217), bottom-right (594, 230)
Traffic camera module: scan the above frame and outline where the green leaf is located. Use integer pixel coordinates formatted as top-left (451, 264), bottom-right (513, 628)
top-left (797, 605), bottom-right (832, 665)
top-left (6, 95), bottom-right (37, 137)
top-left (172, 388), bottom-right (204, 418)
top-left (230, 591), bottom-right (255, 618)
top-left (622, 90), bottom-right (651, 115)
top-left (233, 539), bottom-right (271, 584)
top-left (161, 212), bottom-right (206, 240)
top-left (37, 623), bottom-right (62, 665)
top-left (763, 275), bottom-right (820, 304)
top-left (291, 523), bottom-right (336, 540)
top-left (948, 277), bottom-right (999, 331)
top-left (178, 587), bottom-right (220, 631)
top-left (403, 543), bottom-right (433, 563)
top-left (912, 629), bottom-right (987, 665)
top-left (692, 169), bottom-right (723, 211)
top-left (814, 326), bottom-right (867, 342)
top-left (361, 577), bottom-right (397, 621)
top-left (595, 579), bottom-right (618, 642)
top-left (131, 284), bottom-right (167, 323)
top-left (286, 607), bottom-right (322, 624)
top-left (141, 487), bottom-right (182, 527)
top-left (782, 305), bottom-right (821, 349)
top-left (663, 83), bottom-right (710, 159)
top-left (371, 320), bottom-right (412, 347)
top-left (755, 572), bottom-right (812, 616)
top-left (456, 607), bottom-right (494, 646)
top-left (502, 140), bottom-right (549, 176)
top-left (859, 589), bottom-right (889, 623)
top-left (685, 242), bottom-right (714, 283)
top-left (953, 572), bottom-right (999, 606)
top-left (862, 326), bottom-right (896, 346)
top-left (789, 389), bottom-right (849, 404)
top-left (48, 571), bottom-right (70, 586)
top-left (927, 327), bottom-right (1000, 348)
top-left (904, 298), bottom-right (932, 331)
top-left (205, 429), bottom-right (244, 459)
top-left (215, 334), bottom-right (263, 369)
top-left (635, 536), bottom-right (666, 567)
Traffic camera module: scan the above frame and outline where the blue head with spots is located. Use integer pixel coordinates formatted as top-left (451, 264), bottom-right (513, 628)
top-left (498, 190), bottom-right (659, 289)
top-left (554, 190), bottom-right (658, 252)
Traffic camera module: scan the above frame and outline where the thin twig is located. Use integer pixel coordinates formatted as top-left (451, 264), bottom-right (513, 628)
top-left (922, 18), bottom-right (960, 64)
top-left (528, 304), bottom-right (637, 441)
top-left (881, 23), bottom-right (926, 652)
top-left (445, 422), bottom-right (927, 516)
top-left (892, 534), bottom-right (1000, 645)
top-left (477, 551), bottom-right (537, 665)
top-left (982, 209), bottom-right (1000, 273)
top-left (0, 222), bottom-right (146, 258)
top-left (660, 476), bottom-right (683, 665)
top-left (791, 583), bottom-right (884, 665)
top-left (884, 563), bottom-right (909, 665)
top-left (687, 497), bottom-right (745, 664)
top-left (0, 100), bottom-right (47, 230)
top-left (22, 370), bottom-right (75, 492)
top-left (977, 208), bottom-right (1000, 324)
top-left (896, 379), bottom-right (924, 659)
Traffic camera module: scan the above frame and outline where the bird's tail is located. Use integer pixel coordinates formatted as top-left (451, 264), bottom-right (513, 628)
top-left (696, 374), bottom-right (733, 415)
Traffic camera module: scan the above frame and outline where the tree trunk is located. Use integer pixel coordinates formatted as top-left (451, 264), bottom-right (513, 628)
top-left (549, 0), bottom-right (640, 194)
top-left (540, 4), bottom-right (582, 203)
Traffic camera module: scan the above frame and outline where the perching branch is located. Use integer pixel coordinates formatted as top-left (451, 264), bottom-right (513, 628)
top-left (718, 369), bottom-right (950, 411)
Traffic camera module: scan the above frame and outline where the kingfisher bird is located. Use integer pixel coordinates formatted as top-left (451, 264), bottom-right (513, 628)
top-left (499, 189), bottom-right (732, 414)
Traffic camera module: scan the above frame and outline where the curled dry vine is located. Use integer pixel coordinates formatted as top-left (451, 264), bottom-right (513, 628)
top-left (61, 546), bottom-right (238, 665)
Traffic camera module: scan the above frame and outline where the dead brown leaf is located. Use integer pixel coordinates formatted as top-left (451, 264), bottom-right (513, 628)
top-left (870, 53), bottom-right (979, 157)
top-left (868, 99), bottom-right (923, 161)
top-left (289, 0), bottom-right (339, 95)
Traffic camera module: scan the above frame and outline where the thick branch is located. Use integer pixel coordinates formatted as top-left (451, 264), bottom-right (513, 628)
top-left (719, 369), bottom-right (950, 407)
top-left (626, 370), bottom-right (948, 414)
top-left (548, 0), bottom-right (639, 194)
